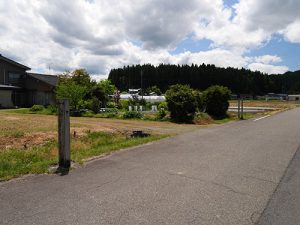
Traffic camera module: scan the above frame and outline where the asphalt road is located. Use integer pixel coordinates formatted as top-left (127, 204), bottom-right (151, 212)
top-left (257, 139), bottom-right (300, 225)
top-left (1, 108), bottom-right (300, 225)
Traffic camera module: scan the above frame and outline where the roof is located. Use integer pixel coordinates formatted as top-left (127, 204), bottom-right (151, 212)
top-left (0, 84), bottom-right (21, 90)
top-left (27, 73), bottom-right (59, 87)
top-left (0, 54), bottom-right (30, 70)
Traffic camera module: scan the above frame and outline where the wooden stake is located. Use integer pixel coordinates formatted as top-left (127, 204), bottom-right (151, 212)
top-left (58, 99), bottom-right (70, 168)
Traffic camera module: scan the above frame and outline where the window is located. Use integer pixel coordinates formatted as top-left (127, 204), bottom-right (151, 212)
top-left (8, 72), bottom-right (22, 85)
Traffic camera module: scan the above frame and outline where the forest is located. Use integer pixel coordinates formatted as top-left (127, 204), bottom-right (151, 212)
top-left (108, 64), bottom-right (300, 95)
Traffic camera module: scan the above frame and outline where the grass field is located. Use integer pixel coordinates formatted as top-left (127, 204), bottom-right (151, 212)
top-left (0, 110), bottom-right (200, 181)
top-left (230, 99), bottom-right (300, 110)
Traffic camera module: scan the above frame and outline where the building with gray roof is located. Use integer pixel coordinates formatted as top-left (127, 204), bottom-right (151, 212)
top-left (0, 54), bottom-right (58, 108)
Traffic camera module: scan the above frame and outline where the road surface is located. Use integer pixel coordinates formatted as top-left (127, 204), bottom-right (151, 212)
top-left (257, 136), bottom-right (300, 225)
top-left (1, 108), bottom-right (300, 225)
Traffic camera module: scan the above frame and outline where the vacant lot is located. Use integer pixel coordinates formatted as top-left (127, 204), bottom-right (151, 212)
top-left (0, 110), bottom-right (200, 181)
top-left (0, 111), bottom-right (199, 149)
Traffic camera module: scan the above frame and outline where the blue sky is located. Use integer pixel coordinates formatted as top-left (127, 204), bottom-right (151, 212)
top-left (169, 0), bottom-right (300, 72)
top-left (247, 35), bottom-right (300, 71)
top-left (0, 0), bottom-right (299, 78)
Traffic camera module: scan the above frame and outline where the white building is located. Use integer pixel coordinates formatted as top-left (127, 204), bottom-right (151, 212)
top-left (288, 95), bottom-right (300, 101)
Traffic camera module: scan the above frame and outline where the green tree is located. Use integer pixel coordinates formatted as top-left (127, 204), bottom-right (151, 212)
top-left (71, 69), bottom-right (93, 87)
top-left (99, 79), bottom-right (116, 95)
top-left (202, 85), bottom-right (231, 118)
top-left (145, 86), bottom-right (162, 95)
top-left (91, 83), bottom-right (106, 106)
top-left (165, 84), bottom-right (197, 123)
top-left (56, 82), bottom-right (87, 111)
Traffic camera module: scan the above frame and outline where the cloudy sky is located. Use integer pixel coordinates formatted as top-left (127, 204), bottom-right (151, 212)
top-left (0, 0), bottom-right (299, 79)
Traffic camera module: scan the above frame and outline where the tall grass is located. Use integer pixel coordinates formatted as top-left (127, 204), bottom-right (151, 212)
top-left (0, 132), bottom-right (167, 181)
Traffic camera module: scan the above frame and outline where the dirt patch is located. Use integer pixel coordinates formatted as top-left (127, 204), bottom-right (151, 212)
top-left (0, 132), bottom-right (56, 150)
top-left (0, 127), bottom-right (118, 150)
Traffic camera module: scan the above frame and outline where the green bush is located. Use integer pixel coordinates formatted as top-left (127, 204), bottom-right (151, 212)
top-left (30, 105), bottom-right (45, 112)
top-left (119, 100), bottom-right (129, 110)
top-left (145, 86), bottom-right (162, 95)
top-left (156, 108), bottom-right (167, 120)
top-left (165, 84), bottom-right (197, 123)
top-left (122, 111), bottom-right (143, 119)
top-left (106, 101), bottom-right (116, 108)
top-left (202, 85), bottom-right (231, 118)
top-left (158, 101), bottom-right (168, 110)
top-left (46, 104), bottom-right (57, 114)
top-left (90, 97), bottom-right (101, 114)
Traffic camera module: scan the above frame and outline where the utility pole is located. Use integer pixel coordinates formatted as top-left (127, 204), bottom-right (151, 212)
top-left (58, 99), bottom-right (71, 169)
top-left (238, 97), bottom-right (241, 119)
top-left (141, 70), bottom-right (143, 99)
top-left (241, 97), bottom-right (244, 120)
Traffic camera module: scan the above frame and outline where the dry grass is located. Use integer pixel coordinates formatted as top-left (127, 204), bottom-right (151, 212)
top-left (230, 100), bottom-right (300, 110)
top-left (0, 110), bottom-right (199, 181)
top-left (0, 111), bottom-right (198, 150)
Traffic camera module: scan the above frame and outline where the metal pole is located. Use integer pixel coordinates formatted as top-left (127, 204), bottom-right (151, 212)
top-left (58, 99), bottom-right (70, 168)
top-left (238, 98), bottom-right (241, 119)
top-left (141, 70), bottom-right (143, 99)
top-left (241, 98), bottom-right (244, 120)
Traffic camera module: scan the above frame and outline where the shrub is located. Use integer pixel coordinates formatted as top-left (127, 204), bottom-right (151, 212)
top-left (122, 111), bottom-right (143, 119)
top-left (46, 104), bottom-right (57, 114)
top-left (106, 101), bottom-right (116, 108)
top-left (193, 112), bottom-right (213, 125)
top-left (202, 85), bottom-right (231, 118)
top-left (158, 101), bottom-right (168, 110)
top-left (165, 84), bottom-right (197, 123)
top-left (119, 100), bottom-right (129, 110)
top-left (90, 97), bottom-right (101, 114)
top-left (145, 86), bottom-right (162, 95)
top-left (156, 108), bottom-right (167, 120)
top-left (30, 105), bottom-right (45, 112)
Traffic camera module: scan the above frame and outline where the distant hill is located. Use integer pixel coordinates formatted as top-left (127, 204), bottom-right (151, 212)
top-left (108, 64), bottom-right (300, 95)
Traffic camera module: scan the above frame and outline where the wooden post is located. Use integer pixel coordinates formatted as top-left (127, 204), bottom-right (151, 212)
top-left (58, 99), bottom-right (70, 168)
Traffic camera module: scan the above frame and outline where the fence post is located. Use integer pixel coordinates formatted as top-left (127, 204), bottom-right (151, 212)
top-left (58, 99), bottom-right (71, 168)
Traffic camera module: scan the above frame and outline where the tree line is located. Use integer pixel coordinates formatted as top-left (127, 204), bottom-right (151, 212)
top-left (108, 64), bottom-right (300, 95)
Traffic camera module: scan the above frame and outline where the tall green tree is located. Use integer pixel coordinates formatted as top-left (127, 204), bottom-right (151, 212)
top-left (99, 79), bottom-right (116, 95)
top-left (56, 82), bottom-right (87, 111)
top-left (165, 84), bottom-right (197, 123)
top-left (108, 63), bottom-right (300, 95)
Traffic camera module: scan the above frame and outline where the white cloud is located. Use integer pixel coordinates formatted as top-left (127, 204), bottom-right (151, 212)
top-left (248, 63), bottom-right (288, 74)
top-left (0, 0), bottom-right (297, 77)
top-left (254, 55), bottom-right (282, 64)
top-left (233, 0), bottom-right (300, 43)
top-left (281, 20), bottom-right (300, 43)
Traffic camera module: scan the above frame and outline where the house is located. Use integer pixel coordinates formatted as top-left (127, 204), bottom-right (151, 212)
top-left (0, 54), bottom-right (58, 108)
